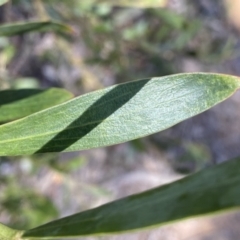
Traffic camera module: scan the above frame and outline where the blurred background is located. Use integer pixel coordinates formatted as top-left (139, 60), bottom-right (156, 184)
top-left (1, 0), bottom-right (240, 239)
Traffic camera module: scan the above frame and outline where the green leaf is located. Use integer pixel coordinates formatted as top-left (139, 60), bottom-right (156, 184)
top-left (0, 73), bottom-right (239, 156)
top-left (0, 0), bottom-right (8, 6)
top-left (0, 20), bottom-right (72, 37)
top-left (0, 223), bottom-right (23, 240)
top-left (0, 88), bottom-right (73, 124)
top-left (22, 157), bottom-right (240, 238)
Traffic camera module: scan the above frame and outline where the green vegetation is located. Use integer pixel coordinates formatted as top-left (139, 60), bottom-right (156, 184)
top-left (0, 0), bottom-right (240, 239)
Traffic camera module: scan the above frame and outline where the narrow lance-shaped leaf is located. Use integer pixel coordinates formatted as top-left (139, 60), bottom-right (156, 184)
top-left (0, 88), bottom-right (73, 124)
top-left (0, 223), bottom-right (23, 240)
top-left (0, 20), bottom-right (72, 37)
top-left (0, 73), bottom-right (239, 156)
top-left (0, 0), bottom-right (8, 6)
top-left (22, 157), bottom-right (240, 238)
